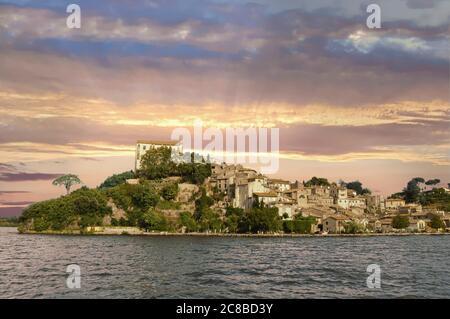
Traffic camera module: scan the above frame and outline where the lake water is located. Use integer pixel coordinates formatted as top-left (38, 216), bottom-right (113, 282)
top-left (0, 227), bottom-right (449, 298)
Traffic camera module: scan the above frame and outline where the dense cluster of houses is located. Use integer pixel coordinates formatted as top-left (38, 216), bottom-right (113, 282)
top-left (208, 163), bottom-right (450, 234)
top-left (134, 141), bottom-right (449, 234)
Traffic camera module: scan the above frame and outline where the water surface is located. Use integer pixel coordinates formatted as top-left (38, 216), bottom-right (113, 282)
top-left (1, 227), bottom-right (449, 298)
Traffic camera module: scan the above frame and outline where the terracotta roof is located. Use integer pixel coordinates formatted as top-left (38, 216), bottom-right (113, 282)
top-left (137, 140), bottom-right (179, 146)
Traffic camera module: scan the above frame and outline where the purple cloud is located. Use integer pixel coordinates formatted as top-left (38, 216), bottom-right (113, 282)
top-left (0, 172), bottom-right (62, 182)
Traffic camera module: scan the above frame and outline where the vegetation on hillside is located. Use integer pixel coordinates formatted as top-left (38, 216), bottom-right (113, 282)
top-left (19, 187), bottom-right (111, 232)
top-left (392, 214), bottom-right (409, 229)
top-left (52, 174), bottom-right (82, 194)
top-left (304, 177), bottom-right (329, 187)
top-left (138, 147), bottom-right (211, 184)
top-left (0, 217), bottom-right (19, 227)
top-left (16, 147), bottom-right (449, 234)
top-left (341, 180), bottom-right (371, 195)
top-left (99, 170), bottom-right (136, 189)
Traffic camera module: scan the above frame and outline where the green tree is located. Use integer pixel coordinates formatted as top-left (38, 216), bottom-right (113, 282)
top-left (243, 207), bottom-right (281, 233)
top-left (425, 179), bottom-right (440, 189)
top-left (99, 171), bottom-right (135, 189)
top-left (430, 214), bottom-right (445, 230)
top-left (19, 187), bottom-right (111, 232)
top-left (418, 188), bottom-right (450, 211)
top-left (198, 207), bottom-right (222, 232)
top-left (392, 215), bottom-right (409, 229)
top-left (130, 185), bottom-right (159, 211)
top-left (343, 180), bottom-right (372, 195)
top-left (403, 178), bottom-right (421, 203)
top-left (177, 162), bottom-right (212, 184)
top-left (304, 177), bottom-right (330, 187)
top-left (140, 208), bottom-right (168, 231)
top-left (283, 220), bottom-right (294, 233)
top-left (139, 146), bottom-right (176, 180)
top-left (225, 207), bottom-right (245, 233)
top-left (161, 183), bottom-right (179, 201)
top-left (194, 188), bottom-right (214, 220)
top-left (179, 211), bottom-right (197, 232)
top-left (346, 181), bottom-right (363, 194)
top-left (343, 221), bottom-right (364, 234)
top-left (292, 215), bottom-right (316, 233)
top-left (52, 174), bottom-right (82, 194)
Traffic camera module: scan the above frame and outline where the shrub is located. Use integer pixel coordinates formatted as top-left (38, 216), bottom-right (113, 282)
top-left (392, 215), bottom-right (409, 229)
top-left (99, 171), bottom-right (136, 189)
top-left (160, 183), bottom-right (179, 201)
top-left (139, 209), bottom-right (169, 231)
top-left (179, 211), bottom-right (198, 232)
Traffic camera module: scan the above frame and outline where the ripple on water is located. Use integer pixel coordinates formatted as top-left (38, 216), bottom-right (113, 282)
top-left (1, 228), bottom-right (449, 298)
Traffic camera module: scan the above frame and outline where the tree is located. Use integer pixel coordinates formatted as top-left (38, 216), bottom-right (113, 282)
top-left (179, 211), bottom-right (197, 232)
top-left (19, 187), bottom-right (110, 232)
top-left (403, 178), bottom-right (421, 203)
top-left (344, 221), bottom-right (364, 234)
top-left (304, 177), bottom-right (330, 187)
top-left (392, 215), bottom-right (409, 229)
top-left (139, 146), bottom-right (176, 180)
top-left (197, 207), bottom-right (222, 232)
top-left (430, 214), bottom-right (445, 230)
top-left (343, 180), bottom-right (372, 195)
top-left (242, 207), bottom-right (281, 233)
top-left (224, 207), bottom-right (245, 233)
top-left (99, 171), bottom-right (135, 189)
top-left (293, 215), bottom-right (316, 233)
top-left (161, 183), bottom-right (179, 201)
top-left (52, 174), bottom-right (82, 194)
top-left (130, 185), bottom-right (159, 211)
top-left (346, 181), bottom-right (363, 194)
top-left (140, 208), bottom-right (168, 231)
top-left (194, 188), bottom-right (214, 220)
top-left (425, 179), bottom-right (440, 189)
top-left (177, 162), bottom-right (212, 184)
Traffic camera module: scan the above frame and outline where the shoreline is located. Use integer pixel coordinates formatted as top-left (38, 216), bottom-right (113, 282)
top-left (14, 228), bottom-right (450, 238)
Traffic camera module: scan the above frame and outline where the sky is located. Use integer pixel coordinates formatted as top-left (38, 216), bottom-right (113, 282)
top-left (0, 0), bottom-right (449, 216)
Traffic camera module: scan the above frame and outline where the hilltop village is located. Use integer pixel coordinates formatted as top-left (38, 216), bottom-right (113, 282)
top-left (18, 140), bottom-right (450, 235)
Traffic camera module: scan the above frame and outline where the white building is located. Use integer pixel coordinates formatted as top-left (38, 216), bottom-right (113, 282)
top-left (135, 140), bottom-right (183, 171)
top-left (337, 197), bottom-right (366, 209)
top-left (267, 179), bottom-right (291, 192)
top-left (253, 191), bottom-right (278, 206)
top-left (385, 198), bottom-right (406, 210)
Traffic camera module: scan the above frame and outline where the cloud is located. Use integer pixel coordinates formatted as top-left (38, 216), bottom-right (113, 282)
top-left (0, 162), bottom-right (62, 181)
top-left (0, 0), bottom-right (448, 195)
top-left (0, 200), bottom-right (34, 206)
top-left (405, 0), bottom-right (445, 9)
top-left (0, 190), bottom-right (30, 195)
top-left (0, 172), bottom-right (62, 182)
